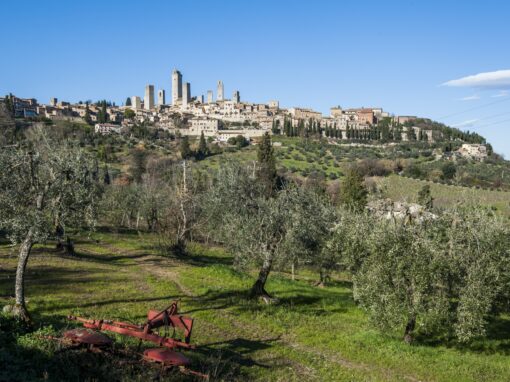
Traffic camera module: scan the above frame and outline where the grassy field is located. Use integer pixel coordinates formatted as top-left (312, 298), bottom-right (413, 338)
top-left (375, 174), bottom-right (510, 217)
top-left (2, 231), bottom-right (510, 381)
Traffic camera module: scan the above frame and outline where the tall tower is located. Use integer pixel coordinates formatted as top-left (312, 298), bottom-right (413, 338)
top-left (157, 89), bottom-right (165, 105)
top-left (144, 85), bottom-right (154, 110)
top-left (131, 96), bottom-right (141, 110)
top-left (217, 80), bottom-right (224, 101)
top-left (182, 82), bottom-right (191, 108)
top-left (207, 90), bottom-right (213, 104)
top-left (172, 69), bottom-right (182, 106)
top-left (232, 90), bottom-right (240, 104)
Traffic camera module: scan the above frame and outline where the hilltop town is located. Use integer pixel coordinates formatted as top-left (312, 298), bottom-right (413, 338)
top-left (2, 69), bottom-right (488, 159)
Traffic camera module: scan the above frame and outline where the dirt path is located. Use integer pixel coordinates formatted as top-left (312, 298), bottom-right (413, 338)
top-left (92, 241), bottom-right (424, 382)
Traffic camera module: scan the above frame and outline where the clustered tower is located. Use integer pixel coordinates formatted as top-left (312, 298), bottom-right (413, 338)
top-left (144, 85), bottom-right (154, 110)
top-left (136, 69), bottom-right (232, 109)
top-left (158, 89), bottom-right (165, 105)
top-left (232, 90), bottom-right (240, 104)
top-left (172, 69), bottom-right (182, 106)
top-left (182, 82), bottom-right (191, 108)
top-left (131, 96), bottom-right (141, 109)
top-left (217, 80), bottom-right (224, 101)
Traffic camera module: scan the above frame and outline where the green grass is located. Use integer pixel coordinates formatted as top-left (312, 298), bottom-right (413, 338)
top-left (2, 232), bottom-right (510, 381)
top-left (375, 174), bottom-right (510, 216)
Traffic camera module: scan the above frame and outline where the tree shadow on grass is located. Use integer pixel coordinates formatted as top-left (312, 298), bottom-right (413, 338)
top-left (73, 250), bottom-right (150, 264)
top-left (196, 336), bottom-right (281, 368)
top-left (182, 287), bottom-right (352, 317)
top-left (412, 315), bottom-right (510, 355)
top-left (159, 249), bottom-right (233, 267)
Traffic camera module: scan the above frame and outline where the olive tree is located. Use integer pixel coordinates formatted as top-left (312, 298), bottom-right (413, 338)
top-left (343, 206), bottom-right (510, 343)
top-left (205, 163), bottom-right (332, 301)
top-left (352, 220), bottom-right (450, 343)
top-left (439, 207), bottom-right (510, 342)
top-left (0, 129), bottom-right (101, 322)
top-left (320, 209), bottom-right (373, 285)
top-left (159, 161), bottom-right (207, 254)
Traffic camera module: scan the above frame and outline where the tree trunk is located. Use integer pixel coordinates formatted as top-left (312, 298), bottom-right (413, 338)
top-left (315, 267), bottom-right (328, 287)
top-left (291, 261), bottom-right (295, 281)
top-left (13, 231), bottom-right (34, 323)
top-left (250, 256), bottom-right (275, 303)
top-left (403, 314), bottom-right (416, 344)
top-left (63, 236), bottom-right (75, 256)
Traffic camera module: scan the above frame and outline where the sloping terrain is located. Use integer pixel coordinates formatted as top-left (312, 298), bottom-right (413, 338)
top-left (1, 232), bottom-right (510, 381)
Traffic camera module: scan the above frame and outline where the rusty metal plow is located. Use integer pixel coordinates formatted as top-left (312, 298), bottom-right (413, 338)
top-left (46, 300), bottom-right (208, 379)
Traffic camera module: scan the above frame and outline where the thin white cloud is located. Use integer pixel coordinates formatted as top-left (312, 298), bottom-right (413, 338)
top-left (451, 119), bottom-right (478, 128)
top-left (442, 69), bottom-right (510, 89)
top-left (492, 90), bottom-right (509, 98)
top-left (458, 94), bottom-right (480, 101)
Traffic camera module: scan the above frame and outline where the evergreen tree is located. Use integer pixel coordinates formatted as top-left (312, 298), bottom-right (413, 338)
top-left (197, 131), bottom-right (208, 159)
top-left (84, 103), bottom-right (92, 125)
top-left (4, 93), bottom-right (14, 116)
top-left (180, 136), bottom-right (192, 159)
top-left (101, 101), bottom-right (108, 123)
top-left (129, 148), bottom-right (147, 183)
top-left (103, 164), bottom-right (111, 185)
top-left (417, 184), bottom-right (433, 210)
top-left (257, 132), bottom-right (277, 198)
top-left (339, 167), bottom-right (367, 212)
top-left (394, 126), bottom-right (402, 141)
top-left (407, 127), bottom-right (417, 141)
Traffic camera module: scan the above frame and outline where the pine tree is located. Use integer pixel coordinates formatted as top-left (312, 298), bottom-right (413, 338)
top-left (257, 132), bottom-right (277, 198)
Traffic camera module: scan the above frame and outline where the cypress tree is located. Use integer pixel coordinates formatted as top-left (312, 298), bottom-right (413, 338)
top-left (417, 184), bottom-right (433, 210)
top-left (339, 167), bottom-right (367, 212)
top-left (84, 103), bottom-right (92, 125)
top-left (197, 131), bottom-right (208, 159)
top-left (257, 132), bottom-right (277, 198)
top-left (180, 136), bottom-right (192, 159)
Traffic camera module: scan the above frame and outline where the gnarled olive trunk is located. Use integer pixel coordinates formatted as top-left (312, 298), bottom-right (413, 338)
top-left (13, 231), bottom-right (34, 323)
top-left (319, 267), bottom-right (329, 287)
top-left (250, 255), bottom-right (273, 301)
top-left (403, 314), bottom-right (416, 344)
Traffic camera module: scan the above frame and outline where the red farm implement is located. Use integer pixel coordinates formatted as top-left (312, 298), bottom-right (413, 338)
top-left (62, 300), bottom-right (207, 379)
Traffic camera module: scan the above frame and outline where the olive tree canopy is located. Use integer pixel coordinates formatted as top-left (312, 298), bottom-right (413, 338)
top-left (0, 128), bottom-right (101, 322)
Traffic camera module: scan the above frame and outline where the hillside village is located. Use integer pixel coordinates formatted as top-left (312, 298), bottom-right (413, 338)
top-left (1, 69), bottom-right (488, 161)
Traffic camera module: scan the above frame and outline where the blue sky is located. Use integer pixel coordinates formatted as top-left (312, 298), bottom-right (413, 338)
top-left (2, 0), bottom-right (510, 157)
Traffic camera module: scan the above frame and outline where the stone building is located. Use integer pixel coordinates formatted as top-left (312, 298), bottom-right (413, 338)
top-left (207, 90), bottom-right (213, 104)
top-left (288, 107), bottom-right (322, 120)
top-left (95, 123), bottom-right (122, 135)
top-left (268, 100), bottom-right (279, 109)
top-left (457, 144), bottom-right (488, 161)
